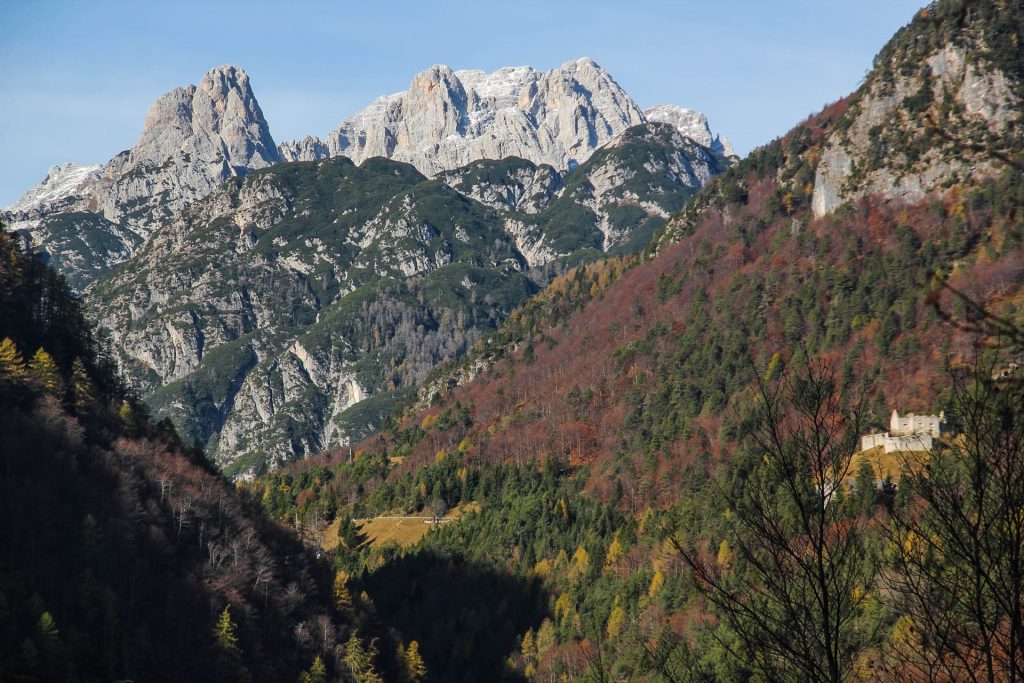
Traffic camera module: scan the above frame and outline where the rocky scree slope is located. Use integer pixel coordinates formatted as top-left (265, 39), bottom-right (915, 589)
top-left (88, 122), bottom-right (726, 477)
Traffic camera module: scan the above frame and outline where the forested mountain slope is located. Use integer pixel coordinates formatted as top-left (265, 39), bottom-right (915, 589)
top-left (88, 124), bottom-right (726, 476)
top-left (254, 2), bottom-right (1024, 680)
top-left (390, 0), bottom-right (1024, 500)
top-left (0, 227), bottom-right (410, 682)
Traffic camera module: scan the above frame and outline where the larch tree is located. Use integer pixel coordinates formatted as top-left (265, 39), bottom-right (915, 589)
top-left (333, 569), bottom-right (354, 612)
top-left (213, 605), bottom-right (240, 655)
top-left (28, 347), bottom-right (62, 396)
top-left (119, 400), bottom-right (139, 436)
top-left (299, 655), bottom-right (326, 683)
top-left (69, 357), bottom-right (96, 413)
top-left (344, 630), bottom-right (383, 683)
top-left (403, 640), bottom-right (427, 682)
top-left (0, 337), bottom-right (27, 384)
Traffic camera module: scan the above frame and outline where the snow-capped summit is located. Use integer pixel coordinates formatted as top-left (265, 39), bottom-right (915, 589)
top-left (278, 59), bottom-right (733, 175)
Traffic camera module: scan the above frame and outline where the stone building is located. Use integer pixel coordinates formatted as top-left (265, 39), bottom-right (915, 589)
top-left (860, 410), bottom-right (947, 453)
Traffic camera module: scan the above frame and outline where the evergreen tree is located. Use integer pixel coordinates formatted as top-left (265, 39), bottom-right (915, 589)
top-left (37, 611), bottom-right (59, 642)
top-left (28, 347), bottom-right (62, 396)
top-left (69, 357), bottom-right (96, 413)
top-left (344, 630), bottom-right (383, 683)
top-left (0, 337), bottom-right (27, 384)
top-left (213, 606), bottom-right (240, 655)
top-left (36, 610), bottom-right (66, 680)
top-left (851, 458), bottom-right (877, 517)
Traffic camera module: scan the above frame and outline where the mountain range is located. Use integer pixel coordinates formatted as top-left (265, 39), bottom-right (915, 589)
top-left (3, 58), bottom-right (732, 474)
top-left (276, 58), bottom-right (733, 170)
top-left (3, 59), bottom-right (730, 292)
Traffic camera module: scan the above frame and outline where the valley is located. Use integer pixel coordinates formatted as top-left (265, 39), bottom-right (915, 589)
top-left (3, 1), bottom-right (1024, 681)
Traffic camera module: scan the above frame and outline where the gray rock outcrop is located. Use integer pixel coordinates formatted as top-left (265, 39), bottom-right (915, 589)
top-left (3, 65), bottom-right (280, 288)
top-left (279, 59), bottom-right (663, 174)
top-left (812, 44), bottom-right (1019, 217)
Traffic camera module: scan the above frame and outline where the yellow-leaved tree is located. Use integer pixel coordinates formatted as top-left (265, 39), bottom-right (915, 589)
top-left (344, 630), bottom-right (383, 683)
top-left (28, 347), bottom-right (62, 396)
top-left (69, 357), bottom-right (96, 412)
top-left (403, 640), bottom-right (427, 682)
top-left (213, 606), bottom-right (239, 655)
top-left (606, 602), bottom-right (626, 639)
top-left (604, 533), bottom-right (623, 571)
top-left (0, 337), bottom-right (27, 384)
top-left (299, 656), bottom-right (326, 683)
top-left (333, 569), bottom-right (353, 612)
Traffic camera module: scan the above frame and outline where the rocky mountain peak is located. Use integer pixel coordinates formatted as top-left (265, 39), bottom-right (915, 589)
top-left (278, 58), bottom-right (652, 174)
top-left (403, 64), bottom-right (470, 141)
top-left (645, 104), bottom-right (735, 157)
top-left (2, 65), bottom-right (284, 291)
top-left (132, 64), bottom-right (279, 170)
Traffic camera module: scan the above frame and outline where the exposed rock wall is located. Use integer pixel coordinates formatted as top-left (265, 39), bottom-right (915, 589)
top-left (4, 66), bottom-right (280, 288)
top-left (812, 43), bottom-right (1019, 217)
top-left (277, 59), bottom-right (728, 176)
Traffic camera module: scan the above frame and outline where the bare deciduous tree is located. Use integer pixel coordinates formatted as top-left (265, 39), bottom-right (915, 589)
top-left (675, 357), bottom-right (876, 683)
top-left (883, 352), bottom-right (1024, 683)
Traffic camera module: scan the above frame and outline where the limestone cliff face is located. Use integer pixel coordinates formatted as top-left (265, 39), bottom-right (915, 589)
top-left (278, 59), bottom-right (656, 174)
top-left (4, 66), bottom-right (280, 289)
top-left (812, 41), bottom-right (1019, 217)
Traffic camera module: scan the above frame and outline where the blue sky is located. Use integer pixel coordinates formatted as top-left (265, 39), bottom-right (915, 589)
top-left (0, 0), bottom-right (925, 207)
